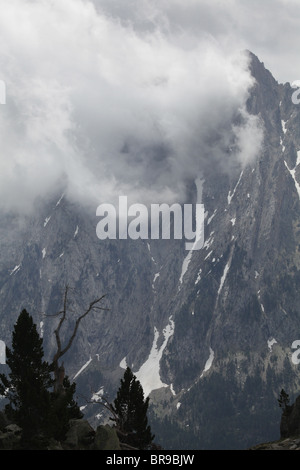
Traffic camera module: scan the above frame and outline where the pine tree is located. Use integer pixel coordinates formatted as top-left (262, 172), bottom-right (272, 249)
top-left (46, 376), bottom-right (82, 441)
top-left (278, 388), bottom-right (290, 411)
top-left (112, 367), bottom-right (154, 449)
top-left (0, 309), bottom-right (53, 446)
top-left (0, 309), bottom-right (82, 447)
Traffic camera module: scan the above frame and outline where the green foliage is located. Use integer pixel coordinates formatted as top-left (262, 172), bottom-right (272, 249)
top-left (112, 367), bottom-right (154, 449)
top-left (0, 309), bottom-right (82, 447)
top-left (278, 389), bottom-right (290, 411)
top-left (0, 309), bottom-right (53, 445)
top-left (46, 376), bottom-right (82, 441)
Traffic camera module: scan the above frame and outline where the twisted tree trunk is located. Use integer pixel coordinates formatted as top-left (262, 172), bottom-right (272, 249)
top-left (47, 285), bottom-right (108, 393)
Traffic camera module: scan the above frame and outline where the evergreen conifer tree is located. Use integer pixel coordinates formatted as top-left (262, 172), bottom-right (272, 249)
top-left (278, 388), bottom-right (290, 411)
top-left (0, 309), bottom-right (82, 447)
top-left (0, 309), bottom-right (53, 446)
top-left (47, 376), bottom-right (82, 441)
top-left (112, 367), bottom-right (154, 449)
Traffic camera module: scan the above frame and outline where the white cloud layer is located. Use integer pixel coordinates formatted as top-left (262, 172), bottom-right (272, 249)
top-left (0, 0), bottom-right (267, 213)
top-left (95, 0), bottom-right (300, 84)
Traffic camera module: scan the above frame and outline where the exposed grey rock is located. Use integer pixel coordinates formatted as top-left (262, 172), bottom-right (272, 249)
top-left (63, 419), bottom-right (95, 449)
top-left (0, 417), bottom-right (123, 450)
top-left (92, 424), bottom-right (121, 450)
top-left (250, 436), bottom-right (300, 450)
top-left (1, 51), bottom-right (300, 450)
top-left (4, 424), bottom-right (22, 434)
top-left (0, 424), bottom-right (22, 449)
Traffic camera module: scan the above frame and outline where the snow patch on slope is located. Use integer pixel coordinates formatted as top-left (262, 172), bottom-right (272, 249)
top-left (195, 269), bottom-right (202, 285)
top-left (284, 151), bottom-right (300, 200)
top-left (280, 136), bottom-right (285, 153)
top-left (119, 357), bottom-right (127, 369)
top-left (281, 120), bottom-right (287, 134)
top-left (44, 216), bottom-right (51, 227)
top-left (218, 261), bottom-right (230, 295)
top-left (201, 347), bottom-right (214, 377)
top-left (73, 356), bottom-right (93, 380)
top-left (152, 272), bottom-right (160, 289)
top-left (203, 231), bottom-right (214, 250)
top-left (91, 387), bottom-right (104, 402)
top-left (56, 193), bottom-right (64, 207)
top-left (121, 317), bottom-right (175, 397)
top-left (207, 209), bottom-right (217, 225)
top-left (10, 264), bottom-right (21, 275)
top-left (228, 171), bottom-right (243, 205)
top-left (179, 251), bottom-right (193, 285)
top-left (268, 338), bottom-right (277, 351)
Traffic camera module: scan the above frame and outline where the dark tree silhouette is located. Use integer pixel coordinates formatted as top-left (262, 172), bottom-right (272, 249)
top-left (0, 309), bottom-right (82, 447)
top-left (111, 367), bottom-right (154, 449)
top-left (0, 309), bottom-right (53, 445)
top-left (278, 389), bottom-right (290, 411)
top-left (47, 285), bottom-right (108, 393)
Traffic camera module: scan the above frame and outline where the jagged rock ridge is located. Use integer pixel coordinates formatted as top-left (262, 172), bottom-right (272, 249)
top-left (1, 52), bottom-right (300, 449)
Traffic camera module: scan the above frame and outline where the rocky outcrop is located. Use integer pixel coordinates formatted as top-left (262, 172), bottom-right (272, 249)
top-left (0, 424), bottom-right (22, 450)
top-left (250, 436), bottom-right (300, 450)
top-left (63, 419), bottom-right (96, 449)
top-left (0, 417), bottom-right (121, 450)
top-left (91, 424), bottom-right (121, 450)
top-left (62, 419), bottom-right (120, 450)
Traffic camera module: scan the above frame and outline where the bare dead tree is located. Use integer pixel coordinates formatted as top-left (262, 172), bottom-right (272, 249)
top-left (46, 285), bottom-right (108, 393)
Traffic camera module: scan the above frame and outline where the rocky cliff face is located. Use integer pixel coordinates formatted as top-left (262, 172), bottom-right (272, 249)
top-left (1, 52), bottom-right (300, 449)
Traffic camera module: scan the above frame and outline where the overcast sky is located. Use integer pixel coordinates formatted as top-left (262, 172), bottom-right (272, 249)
top-left (94, 0), bottom-right (300, 84)
top-left (0, 0), bottom-right (298, 213)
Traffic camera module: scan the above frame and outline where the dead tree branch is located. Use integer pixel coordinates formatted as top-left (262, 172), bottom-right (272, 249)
top-left (47, 285), bottom-right (108, 392)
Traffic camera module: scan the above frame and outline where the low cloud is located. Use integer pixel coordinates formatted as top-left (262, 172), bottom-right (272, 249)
top-left (0, 0), bottom-right (263, 214)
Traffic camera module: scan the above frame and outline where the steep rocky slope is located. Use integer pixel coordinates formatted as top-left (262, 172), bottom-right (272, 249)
top-left (1, 52), bottom-right (300, 449)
